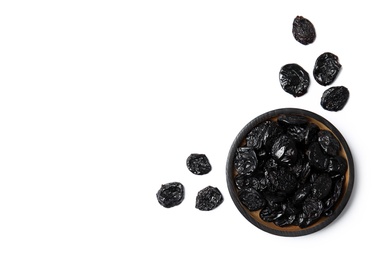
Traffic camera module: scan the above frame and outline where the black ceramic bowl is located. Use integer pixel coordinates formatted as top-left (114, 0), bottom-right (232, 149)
top-left (226, 108), bottom-right (354, 236)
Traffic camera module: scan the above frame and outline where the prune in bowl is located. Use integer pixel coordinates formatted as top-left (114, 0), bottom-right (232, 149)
top-left (226, 108), bottom-right (354, 236)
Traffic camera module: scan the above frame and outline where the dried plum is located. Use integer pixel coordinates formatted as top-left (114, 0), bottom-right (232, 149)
top-left (186, 153), bottom-right (212, 175)
top-left (234, 147), bottom-right (258, 176)
top-left (312, 173), bottom-right (332, 199)
top-left (233, 113), bottom-right (348, 229)
top-left (238, 188), bottom-right (266, 211)
top-left (279, 63), bottom-right (310, 97)
top-left (156, 182), bottom-right (185, 208)
top-left (318, 130), bottom-right (340, 156)
top-left (321, 86), bottom-right (349, 111)
top-left (277, 114), bottom-right (308, 127)
top-left (306, 142), bottom-right (329, 171)
top-left (292, 16), bottom-right (316, 45)
top-left (265, 167), bottom-right (297, 193)
top-left (326, 156), bottom-right (347, 178)
top-left (271, 135), bottom-right (298, 165)
top-left (313, 52), bottom-right (342, 86)
top-left (195, 186), bottom-right (224, 211)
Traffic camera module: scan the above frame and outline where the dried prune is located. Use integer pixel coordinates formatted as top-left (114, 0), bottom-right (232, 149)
top-left (156, 182), bottom-right (185, 208)
top-left (292, 16), bottom-right (316, 45)
top-left (234, 147), bottom-right (258, 176)
top-left (195, 186), bottom-right (224, 211)
top-left (265, 167), bottom-right (297, 194)
top-left (321, 86), bottom-right (349, 111)
top-left (306, 142), bottom-right (329, 171)
top-left (279, 63), bottom-right (310, 97)
top-left (277, 114), bottom-right (308, 128)
top-left (313, 52), bottom-right (342, 86)
top-left (238, 188), bottom-right (266, 211)
top-left (186, 153), bottom-right (212, 175)
top-left (312, 173), bottom-right (332, 199)
top-left (271, 135), bottom-right (298, 165)
top-left (326, 156), bottom-right (347, 178)
top-left (318, 130), bottom-right (340, 156)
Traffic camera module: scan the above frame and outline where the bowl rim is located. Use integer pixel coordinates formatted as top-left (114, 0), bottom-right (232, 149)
top-left (226, 107), bottom-right (354, 237)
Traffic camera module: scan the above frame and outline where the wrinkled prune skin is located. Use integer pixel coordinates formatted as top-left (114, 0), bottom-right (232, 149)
top-left (234, 147), bottom-right (258, 176)
top-left (195, 186), bottom-right (223, 211)
top-left (238, 188), bottom-right (266, 211)
top-left (326, 156), bottom-right (347, 178)
top-left (318, 130), bottom-right (340, 156)
top-left (306, 142), bottom-right (329, 171)
top-left (265, 167), bottom-right (297, 193)
top-left (186, 154), bottom-right (212, 175)
top-left (156, 182), bottom-right (185, 208)
top-left (313, 52), bottom-right (342, 86)
top-left (277, 114), bottom-right (308, 127)
top-left (292, 16), bottom-right (316, 45)
top-left (234, 114), bottom-right (347, 229)
top-left (321, 86), bottom-right (349, 111)
top-left (312, 173), bottom-right (333, 199)
top-left (271, 135), bottom-right (298, 165)
top-left (279, 63), bottom-right (310, 97)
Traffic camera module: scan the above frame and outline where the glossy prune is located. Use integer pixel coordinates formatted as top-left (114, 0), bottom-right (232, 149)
top-left (195, 186), bottom-right (224, 211)
top-left (313, 52), bottom-right (342, 86)
top-left (320, 86), bottom-right (349, 111)
top-left (156, 182), bottom-right (185, 208)
top-left (318, 130), bottom-right (340, 156)
top-left (186, 154), bottom-right (212, 175)
top-left (271, 135), bottom-right (298, 165)
top-left (292, 16), bottom-right (316, 45)
top-left (279, 63), bottom-right (310, 97)
top-left (312, 173), bottom-right (332, 199)
top-left (234, 147), bottom-right (258, 176)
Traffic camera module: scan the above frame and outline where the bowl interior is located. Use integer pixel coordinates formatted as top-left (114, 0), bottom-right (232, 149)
top-left (226, 108), bottom-right (354, 236)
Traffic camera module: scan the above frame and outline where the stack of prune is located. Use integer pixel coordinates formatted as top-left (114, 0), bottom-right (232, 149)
top-left (279, 16), bottom-right (350, 112)
top-left (234, 114), bottom-right (347, 228)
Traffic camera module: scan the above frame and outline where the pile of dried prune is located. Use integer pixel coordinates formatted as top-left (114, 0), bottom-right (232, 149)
top-left (234, 114), bottom-right (347, 228)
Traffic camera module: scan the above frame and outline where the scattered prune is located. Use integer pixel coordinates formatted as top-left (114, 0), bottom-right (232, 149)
top-left (186, 153), bottom-right (212, 175)
top-left (156, 182), bottom-right (185, 208)
top-left (292, 16), bottom-right (316, 45)
top-left (195, 186), bottom-right (224, 211)
top-left (321, 86), bottom-right (349, 111)
top-left (234, 114), bottom-right (348, 229)
top-left (313, 52), bottom-right (342, 86)
top-left (279, 63), bottom-right (310, 97)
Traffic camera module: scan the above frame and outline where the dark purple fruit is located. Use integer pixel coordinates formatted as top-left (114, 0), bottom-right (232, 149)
top-left (279, 63), bottom-right (310, 97)
top-left (292, 16), bottom-right (316, 45)
top-left (195, 186), bottom-right (224, 211)
top-left (186, 154), bottom-right (212, 175)
top-left (321, 86), bottom-right (349, 112)
top-left (156, 182), bottom-right (185, 208)
top-left (313, 52), bottom-right (342, 86)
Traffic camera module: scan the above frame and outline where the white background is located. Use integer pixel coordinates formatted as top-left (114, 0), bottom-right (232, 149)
top-left (0, 0), bottom-right (388, 259)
